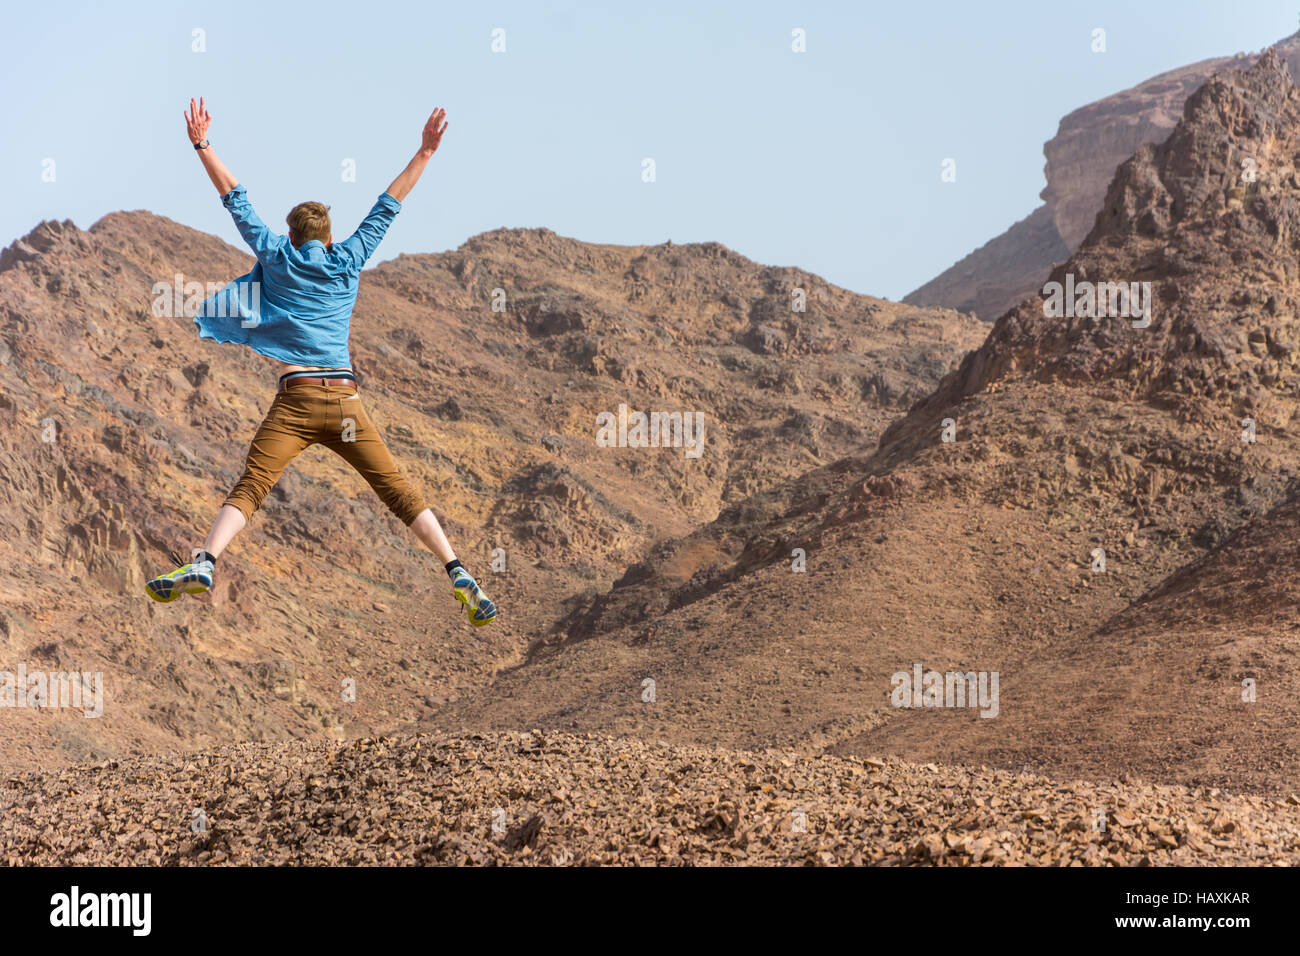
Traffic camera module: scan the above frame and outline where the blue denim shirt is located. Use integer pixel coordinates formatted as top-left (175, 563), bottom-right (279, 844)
top-left (194, 185), bottom-right (401, 367)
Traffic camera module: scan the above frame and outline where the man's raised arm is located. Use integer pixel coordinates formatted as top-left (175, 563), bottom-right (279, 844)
top-left (334, 108), bottom-right (449, 270)
top-left (384, 108), bottom-right (449, 202)
top-left (185, 97), bottom-right (238, 196)
top-left (184, 97), bottom-right (282, 261)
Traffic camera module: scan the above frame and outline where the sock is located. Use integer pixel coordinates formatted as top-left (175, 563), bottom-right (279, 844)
top-left (196, 550), bottom-right (217, 566)
top-left (444, 558), bottom-right (465, 579)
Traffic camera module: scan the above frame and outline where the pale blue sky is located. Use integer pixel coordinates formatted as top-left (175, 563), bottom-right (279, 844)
top-left (1, 1), bottom-right (1297, 299)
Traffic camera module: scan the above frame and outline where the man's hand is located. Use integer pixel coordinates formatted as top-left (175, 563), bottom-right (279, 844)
top-left (420, 108), bottom-right (449, 156)
top-left (185, 96), bottom-right (238, 196)
top-left (387, 108), bottom-right (448, 201)
top-left (185, 97), bottom-right (211, 145)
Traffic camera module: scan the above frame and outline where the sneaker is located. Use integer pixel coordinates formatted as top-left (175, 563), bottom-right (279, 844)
top-left (146, 550), bottom-right (214, 603)
top-left (450, 566), bottom-right (497, 627)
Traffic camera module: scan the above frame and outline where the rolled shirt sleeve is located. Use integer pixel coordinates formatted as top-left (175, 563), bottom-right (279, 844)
top-left (336, 192), bottom-right (402, 271)
top-left (221, 185), bottom-right (286, 262)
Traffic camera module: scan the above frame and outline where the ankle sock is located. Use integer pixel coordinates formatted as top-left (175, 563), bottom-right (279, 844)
top-left (196, 550), bottom-right (217, 566)
top-left (444, 558), bottom-right (465, 579)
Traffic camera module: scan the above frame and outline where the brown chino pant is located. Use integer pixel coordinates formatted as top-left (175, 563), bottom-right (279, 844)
top-left (223, 381), bottom-right (427, 526)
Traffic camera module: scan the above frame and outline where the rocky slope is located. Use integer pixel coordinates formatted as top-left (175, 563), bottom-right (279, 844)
top-left (0, 208), bottom-right (983, 773)
top-left (917, 485), bottom-right (1300, 792)
top-left (433, 51), bottom-right (1300, 796)
top-left (5, 730), bottom-right (1298, 865)
top-left (905, 31), bottom-right (1300, 321)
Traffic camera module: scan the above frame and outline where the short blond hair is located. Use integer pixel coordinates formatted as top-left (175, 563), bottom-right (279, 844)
top-left (286, 201), bottom-right (331, 247)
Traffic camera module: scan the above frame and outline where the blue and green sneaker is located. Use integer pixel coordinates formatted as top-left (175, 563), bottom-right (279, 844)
top-left (450, 566), bottom-right (497, 627)
top-left (146, 551), bottom-right (214, 603)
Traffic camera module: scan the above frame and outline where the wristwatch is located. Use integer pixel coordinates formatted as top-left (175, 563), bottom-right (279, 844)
top-left (194, 139), bottom-right (210, 150)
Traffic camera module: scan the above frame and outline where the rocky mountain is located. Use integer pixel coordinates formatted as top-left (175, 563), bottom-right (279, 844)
top-left (904, 31), bottom-right (1300, 321)
top-left (0, 207), bottom-right (983, 773)
top-left (433, 51), bottom-right (1300, 796)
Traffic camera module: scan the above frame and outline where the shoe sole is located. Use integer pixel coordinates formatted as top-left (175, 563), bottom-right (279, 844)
top-left (454, 584), bottom-right (497, 627)
top-left (146, 572), bottom-right (212, 603)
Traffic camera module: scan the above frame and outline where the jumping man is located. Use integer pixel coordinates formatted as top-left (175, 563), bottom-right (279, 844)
top-left (145, 98), bottom-right (497, 627)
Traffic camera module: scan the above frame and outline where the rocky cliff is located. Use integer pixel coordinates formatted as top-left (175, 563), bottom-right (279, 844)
top-left (904, 32), bottom-right (1300, 321)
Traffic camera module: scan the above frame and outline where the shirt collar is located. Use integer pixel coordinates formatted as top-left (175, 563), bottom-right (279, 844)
top-left (298, 240), bottom-right (330, 260)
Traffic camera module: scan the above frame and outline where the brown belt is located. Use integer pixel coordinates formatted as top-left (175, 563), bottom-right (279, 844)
top-left (278, 376), bottom-right (357, 393)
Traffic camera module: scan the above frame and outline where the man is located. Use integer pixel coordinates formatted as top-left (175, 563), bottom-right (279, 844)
top-left (145, 98), bottom-right (497, 627)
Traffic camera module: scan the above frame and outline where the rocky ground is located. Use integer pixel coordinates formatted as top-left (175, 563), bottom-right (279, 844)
top-left (4, 730), bottom-right (1298, 866)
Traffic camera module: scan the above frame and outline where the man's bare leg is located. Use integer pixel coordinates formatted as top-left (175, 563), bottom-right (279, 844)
top-left (409, 507), bottom-right (456, 565)
top-left (409, 507), bottom-right (496, 626)
top-left (143, 505), bottom-right (241, 602)
top-left (203, 504), bottom-right (248, 559)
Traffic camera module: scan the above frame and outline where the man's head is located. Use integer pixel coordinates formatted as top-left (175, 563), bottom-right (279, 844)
top-left (286, 201), bottom-right (332, 249)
